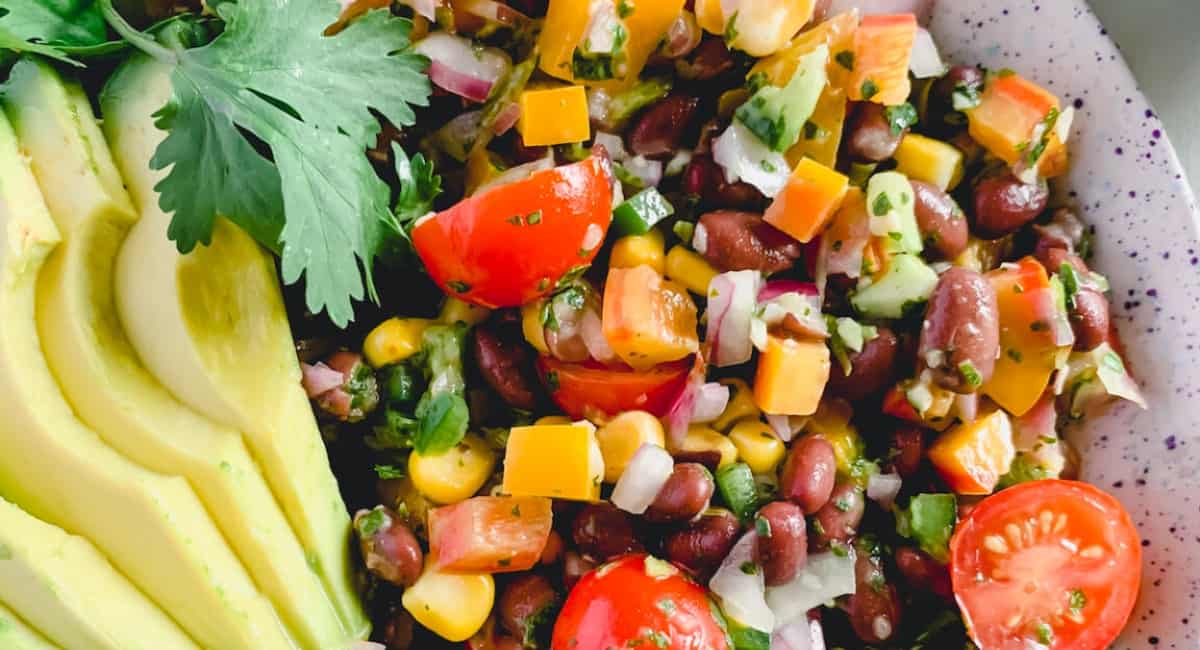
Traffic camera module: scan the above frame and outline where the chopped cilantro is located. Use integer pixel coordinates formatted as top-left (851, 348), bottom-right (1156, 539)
top-left (872, 191), bottom-right (894, 217)
top-left (755, 516), bottom-right (772, 538)
top-left (739, 561), bottom-right (758, 575)
top-left (834, 49), bottom-right (855, 71)
top-left (1069, 588), bottom-right (1087, 613)
top-left (447, 280), bottom-right (472, 293)
top-left (355, 507), bottom-right (388, 537)
top-left (546, 370), bottom-right (560, 392)
top-left (373, 464), bottom-right (405, 479)
top-left (860, 78), bottom-right (879, 100)
top-left (723, 10), bottom-right (739, 43)
top-left (885, 102), bottom-right (918, 135)
top-left (617, 0), bottom-right (634, 18)
top-left (958, 360), bottom-right (983, 387)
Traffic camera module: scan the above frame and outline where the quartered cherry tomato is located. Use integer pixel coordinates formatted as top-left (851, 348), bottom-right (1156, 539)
top-left (535, 356), bottom-right (692, 420)
top-left (950, 480), bottom-right (1141, 650)
top-left (552, 554), bottom-right (730, 650)
top-left (412, 155), bottom-right (614, 308)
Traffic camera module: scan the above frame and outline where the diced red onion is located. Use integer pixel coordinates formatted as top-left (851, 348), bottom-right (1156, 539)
top-left (611, 444), bottom-right (675, 514)
top-left (758, 280), bottom-right (819, 303)
top-left (909, 28), bottom-right (946, 79)
top-left (454, 0), bottom-right (530, 26)
top-left (766, 414), bottom-right (794, 441)
top-left (660, 11), bottom-right (702, 59)
top-left (415, 33), bottom-right (511, 102)
top-left (1013, 391), bottom-right (1056, 450)
top-left (473, 153), bottom-right (555, 195)
top-left (760, 291), bottom-right (827, 340)
top-left (707, 271), bottom-right (762, 367)
top-left (623, 155), bottom-right (664, 188)
top-left (587, 87), bottom-right (612, 127)
top-left (772, 618), bottom-right (827, 650)
top-left (1026, 287), bottom-right (1076, 347)
top-left (691, 383), bottom-right (731, 423)
top-left (692, 223), bottom-right (709, 255)
top-left (866, 472), bottom-right (902, 509)
top-left (766, 548), bottom-right (857, 626)
top-left (821, 0), bottom-right (934, 25)
top-left (492, 102), bottom-right (520, 135)
top-left (593, 131), bottom-right (628, 161)
top-left (581, 0), bottom-right (621, 54)
top-left (953, 392), bottom-right (979, 425)
top-left (301, 362), bottom-right (345, 397)
top-left (580, 309), bottom-right (617, 364)
top-left (710, 531), bottom-right (775, 633)
top-left (712, 122), bottom-right (790, 198)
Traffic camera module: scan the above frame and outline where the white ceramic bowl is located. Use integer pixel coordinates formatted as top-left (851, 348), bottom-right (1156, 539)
top-left (931, 2), bottom-right (1200, 648)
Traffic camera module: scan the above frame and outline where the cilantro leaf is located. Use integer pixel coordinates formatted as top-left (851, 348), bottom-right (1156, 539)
top-left (103, 0), bottom-right (432, 326)
top-left (393, 143), bottom-right (442, 227)
top-left (0, 0), bottom-right (109, 64)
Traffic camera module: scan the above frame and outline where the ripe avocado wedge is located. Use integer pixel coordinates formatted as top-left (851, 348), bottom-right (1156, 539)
top-left (103, 55), bottom-right (370, 638)
top-left (11, 60), bottom-right (351, 649)
top-left (0, 72), bottom-right (294, 650)
top-left (0, 497), bottom-right (195, 650)
top-left (0, 601), bottom-right (58, 650)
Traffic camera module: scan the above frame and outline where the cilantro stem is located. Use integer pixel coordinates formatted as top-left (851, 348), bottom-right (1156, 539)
top-left (97, 0), bottom-right (178, 64)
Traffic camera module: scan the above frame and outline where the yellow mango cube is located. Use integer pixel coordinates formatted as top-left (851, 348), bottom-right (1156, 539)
top-left (518, 86), bottom-right (590, 146)
top-left (754, 335), bottom-right (830, 416)
top-left (502, 424), bottom-right (604, 501)
top-left (894, 134), bottom-right (965, 191)
top-left (928, 410), bottom-right (1015, 495)
top-left (764, 157), bottom-right (849, 243)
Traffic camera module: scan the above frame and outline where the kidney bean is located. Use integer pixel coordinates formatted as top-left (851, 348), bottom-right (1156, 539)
top-left (671, 449), bottom-right (723, 472)
top-left (627, 95), bottom-right (700, 158)
top-left (675, 36), bottom-right (734, 81)
top-left (972, 173), bottom-right (1050, 238)
top-left (379, 608), bottom-right (415, 650)
top-left (494, 638), bottom-right (525, 650)
top-left (780, 437), bottom-right (837, 514)
top-left (697, 210), bottom-right (803, 273)
top-left (473, 326), bottom-right (538, 409)
top-left (910, 180), bottom-right (969, 259)
top-left (845, 549), bottom-right (901, 644)
top-left (894, 547), bottom-right (952, 600)
top-left (540, 530), bottom-right (564, 566)
top-left (755, 502), bottom-right (807, 586)
top-left (1035, 241), bottom-right (1089, 276)
top-left (563, 551), bottom-right (597, 591)
top-left (932, 65), bottom-right (985, 109)
top-left (824, 327), bottom-right (899, 402)
top-left (888, 426), bottom-right (925, 479)
top-left (354, 507), bottom-right (423, 587)
top-left (918, 267), bottom-right (1000, 393)
top-left (573, 503), bottom-right (644, 561)
top-left (498, 574), bottom-right (559, 642)
top-left (812, 483), bottom-right (864, 548)
top-left (662, 509), bottom-right (741, 581)
top-left (1070, 288), bottom-right (1110, 351)
top-left (845, 102), bottom-right (904, 162)
top-left (646, 463), bottom-right (715, 524)
top-left (682, 156), bottom-right (766, 210)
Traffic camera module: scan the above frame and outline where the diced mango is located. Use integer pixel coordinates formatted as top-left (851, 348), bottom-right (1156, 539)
top-left (981, 258), bottom-right (1061, 416)
top-left (928, 409), bottom-right (1015, 495)
top-left (846, 14), bottom-right (917, 105)
top-left (764, 157), bottom-right (849, 243)
top-left (518, 85), bottom-right (590, 146)
top-left (402, 561), bottom-right (494, 642)
top-left (712, 378), bottom-right (761, 431)
top-left (595, 411), bottom-right (666, 483)
top-left (894, 133), bottom-right (965, 191)
top-left (409, 434), bottom-right (497, 505)
top-left (610, 229), bottom-right (666, 274)
top-left (786, 87), bottom-right (848, 169)
top-left (602, 265), bottom-right (699, 370)
top-left (680, 425), bottom-right (739, 469)
top-left (502, 424), bottom-right (604, 501)
top-left (754, 334), bottom-right (831, 416)
top-left (967, 73), bottom-right (1059, 165)
top-left (665, 245), bottom-right (719, 295)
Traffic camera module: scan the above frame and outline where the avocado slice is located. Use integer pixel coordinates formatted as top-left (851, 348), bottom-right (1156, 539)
top-left (0, 601), bottom-right (57, 650)
top-left (850, 253), bottom-right (939, 319)
top-left (0, 70), bottom-right (293, 650)
top-left (0, 497), bottom-right (195, 650)
top-left (10, 59), bottom-right (351, 648)
top-left (102, 55), bottom-right (370, 638)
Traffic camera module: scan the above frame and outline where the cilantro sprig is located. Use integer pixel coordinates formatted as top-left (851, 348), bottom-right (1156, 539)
top-left (100, 0), bottom-right (433, 327)
top-left (0, 0), bottom-right (116, 64)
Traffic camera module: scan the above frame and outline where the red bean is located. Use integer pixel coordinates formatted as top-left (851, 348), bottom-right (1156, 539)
top-left (563, 551), bottom-right (597, 591)
top-left (1036, 242), bottom-right (1089, 276)
top-left (917, 267), bottom-right (1001, 393)
top-left (379, 608), bottom-right (415, 650)
top-left (780, 437), bottom-right (837, 514)
top-left (498, 574), bottom-right (559, 642)
top-left (540, 530), bottom-right (564, 565)
top-left (910, 180), bottom-right (969, 259)
top-left (755, 502), bottom-right (807, 586)
top-left (662, 509), bottom-right (741, 581)
top-left (697, 210), bottom-right (802, 273)
top-left (845, 548), bottom-right (901, 643)
top-left (824, 327), bottom-right (898, 402)
top-left (682, 156), bottom-right (766, 210)
top-left (972, 173), bottom-right (1050, 238)
top-left (812, 483), bottom-right (864, 548)
top-left (671, 449), bottom-right (723, 472)
top-left (572, 503), bottom-right (644, 561)
top-left (473, 326), bottom-right (538, 409)
top-left (645, 463), bottom-right (715, 524)
top-left (675, 36), bottom-right (734, 81)
top-left (354, 507), bottom-right (423, 587)
top-left (894, 547), bottom-right (952, 599)
top-left (888, 426), bottom-right (925, 479)
top-left (627, 95), bottom-right (700, 158)
top-left (1071, 288), bottom-right (1110, 351)
top-left (845, 102), bottom-right (903, 162)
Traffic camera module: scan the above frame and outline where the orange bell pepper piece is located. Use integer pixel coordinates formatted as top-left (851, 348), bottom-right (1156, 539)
top-left (753, 334), bottom-right (830, 416)
top-left (928, 409), bottom-right (1015, 495)
top-left (981, 257), bottom-right (1061, 416)
top-left (538, 0), bottom-right (685, 87)
top-left (764, 158), bottom-right (849, 243)
top-left (967, 72), bottom-right (1061, 166)
top-left (602, 265), bottom-right (699, 370)
top-left (846, 14), bottom-right (917, 105)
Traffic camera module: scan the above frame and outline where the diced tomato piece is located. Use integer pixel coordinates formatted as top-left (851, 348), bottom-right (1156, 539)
top-left (602, 265), bottom-right (699, 370)
top-left (430, 496), bottom-right (553, 574)
top-left (967, 73), bottom-right (1060, 165)
top-left (536, 356), bottom-right (692, 420)
top-left (882, 384), bottom-right (922, 423)
top-left (846, 14), bottom-right (917, 105)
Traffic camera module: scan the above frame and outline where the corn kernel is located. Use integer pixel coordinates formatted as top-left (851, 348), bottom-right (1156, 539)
top-left (534, 415), bottom-right (574, 426)
top-left (402, 562), bottom-right (494, 642)
top-left (713, 378), bottom-right (761, 431)
top-left (520, 300), bottom-right (549, 354)
top-left (894, 133), bottom-right (965, 191)
top-left (439, 297), bottom-right (491, 327)
top-left (610, 229), bottom-right (666, 274)
top-left (363, 317), bottom-right (434, 367)
top-left (595, 411), bottom-right (666, 482)
top-left (408, 434), bottom-right (497, 505)
top-left (665, 245), bottom-right (718, 295)
top-left (681, 425), bottom-right (738, 468)
top-left (803, 399), bottom-right (863, 477)
top-left (728, 418), bottom-right (786, 474)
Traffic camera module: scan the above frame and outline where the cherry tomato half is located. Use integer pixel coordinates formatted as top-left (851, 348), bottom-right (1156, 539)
top-left (949, 479), bottom-right (1141, 650)
top-left (552, 554), bottom-right (730, 650)
top-left (412, 155), bottom-right (614, 308)
top-left (536, 356), bottom-right (692, 420)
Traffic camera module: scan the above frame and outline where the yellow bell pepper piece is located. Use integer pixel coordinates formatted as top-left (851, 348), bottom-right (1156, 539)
top-left (751, 10), bottom-right (859, 89)
top-left (520, 300), bottom-right (550, 355)
top-left (665, 245), bottom-right (718, 295)
top-left (712, 378), bottom-right (760, 431)
top-left (409, 434), bottom-right (497, 505)
top-left (502, 424), bottom-right (604, 501)
top-left (595, 410), bottom-right (666, 482)
top-left (894, 133), bottom-right (965, 191)
top-left (363, 317), bottom-right (434, 367)
top-left (803, 398), bottom-right (864, 476)
top-left (440, 297), bottom-right (491, 327)
top-left (538, 0), bottom-right (685, 87)
top-left (602, 265), bottom-right (699, 370)
top-left (981, 258), bottom-right (1061, 416)
top-left (928, 409), bottom-right (1015, 495)
top-left (786, 87), bottom-right (847, 169)
top-left (610, 228), bottom-right (666, 274)
top-left (402, 561), bottom-right (494, 642)
top-left (680, 425), bottom-right (738, 469)
top-left (695, 0), bottom-right (816, 57)
top-left (728, 418), bottom-right (786, 474)
top-left (518, 85), bottom-right (590, 146)
top-left (764, 157), bottom-right (850, 243)
top-left (754, 334), bottom-right (830, 416)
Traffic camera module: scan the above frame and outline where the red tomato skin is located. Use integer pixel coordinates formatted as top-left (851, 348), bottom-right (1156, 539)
top-left (412, 155), bottom-right (614, 308)
top-left (536, 356), bottom-right (692, 420)
top-left (552, 554), bottom-right (730, 650)
top-left (949, 480), bottom-right (1142, 650)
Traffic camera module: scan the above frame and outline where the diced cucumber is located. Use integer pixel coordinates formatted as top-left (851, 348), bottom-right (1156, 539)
top-left (850, 253), bottom-right (938, 319)
top-left (866, 171), bottom-right (922, 255)
top-left (734, 44), bottom-right (829, 152)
